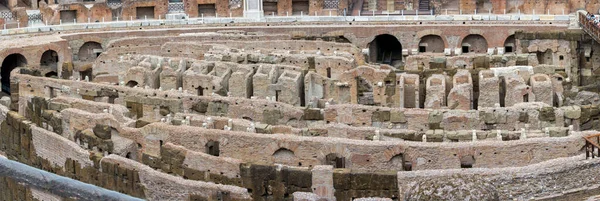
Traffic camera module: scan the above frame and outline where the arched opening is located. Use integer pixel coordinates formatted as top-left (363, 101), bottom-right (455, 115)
top-left (460, 155), bottom-right (475, 168)
top-left (1, 54), bottom-right (27, 93)
top-left (356, 77), bottom-right (374, 105)
top-left (40, 50), bottom-right (58, 69)
top-left (205, 140), bottom-right (220, 156)
top-left (78, 42), bottom-right (103, 62)
top-left (388, 154), bottom-right (412, 171)
top-left (272, 148), bottom-right (296, 166)
top-left (126, 80), bottom-right (138, 87)
top-left (44, 71), bottom-right (57, 78)
top-left (418, 35), bottom-right (445, 53)
top-left (503, 35), bottom-right (516, 53)
top-left (368, 34), bottom-right (402, 65)
top-left (325, 153), bottom-right (345, 168)
top-left (461, 34), bottom-right (488, 54)
top-left (537, 49), bottom-right (553, 65)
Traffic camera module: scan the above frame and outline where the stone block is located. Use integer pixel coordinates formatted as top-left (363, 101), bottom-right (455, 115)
top-left (549, 127), bottom-right (568, 137)
top-left (304, 108), bottom-right (324, 120)
top-left (539, 107), bottom-right (555, 121)
top-left (372, 110), bottom-right (390, 122)
top-left (255, 123), bottom-right (271, 134)
top-left (263, 109), bottom-right (282, 125)
top-left (563, 106), bottom-right (581, 119)
top-left (390, 111), bottom-right (406, 123)
top-left (429, 57), bottom-right (446, 69)
top-left (206, 101), bottom-right (228, 116)
top-left (435, 15), bottom-right (453, 20)
top-left (497, 15), bottom-right (511, 20)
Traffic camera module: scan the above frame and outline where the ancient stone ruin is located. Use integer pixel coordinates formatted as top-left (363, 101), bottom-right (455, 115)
top-left (1, 0), bottom-right (600, 200)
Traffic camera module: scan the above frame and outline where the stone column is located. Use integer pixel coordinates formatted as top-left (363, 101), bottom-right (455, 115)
top-left (424, 74), bottom-right (446, 109)
top-left (530, 74), bottom-right (553, 106)
top-left (478, 70), bottom-right (499, 108)
top-left (311, 165), bottom-right (335, 201)
top-left (447, 69), bottom-right (472, 110)
top-left (504, 74), bottom-right (532, 107)
top-left (397, 73), bottom-right (419, 108)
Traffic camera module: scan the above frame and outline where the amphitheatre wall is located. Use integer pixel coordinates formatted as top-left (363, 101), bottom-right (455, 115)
top-left (1, 11), bottom-right (600, 201)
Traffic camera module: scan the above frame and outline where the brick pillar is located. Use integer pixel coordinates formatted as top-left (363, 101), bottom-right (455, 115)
top-left (311, 165), bottom-right (334, 200)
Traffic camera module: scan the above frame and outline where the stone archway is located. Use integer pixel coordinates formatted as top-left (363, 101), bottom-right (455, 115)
top-left (325, 153), bottom-right (346, 168)
top-left (504, 35), bottom-right (516, 53)
top-left (368, 34), bottom-right (403, 65)
top-left (419, 35), bottom-right (445, 53)
top-left (205, 140), bottom-right (220, 156)
top-left (78, 41), bottom-right (103, 62)
top-left (272, 148), bottom-right (296, 166)
top-left (1, 53), bottom-right (27, 93)
top-left (461, 34), bottom-right (488, 54)
top-left (40, 50), bottom-right (59, 68)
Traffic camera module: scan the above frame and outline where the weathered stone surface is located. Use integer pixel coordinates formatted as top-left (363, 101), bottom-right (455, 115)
top-left (93, 124), bottom-right (111, 140)
top-left (405, 175), bottom-right (499, 201)
top-left (563, 106), bottom-right (581, 119)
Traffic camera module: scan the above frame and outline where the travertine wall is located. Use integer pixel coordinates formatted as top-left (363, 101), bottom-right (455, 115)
top-left (397, 153), bottom-right (600, 200)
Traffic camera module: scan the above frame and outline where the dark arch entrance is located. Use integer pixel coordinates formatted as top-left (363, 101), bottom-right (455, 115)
top-left (40, 50), bottom-right (58, 68)
top-left (205, 140), bottom-right (220, 156)
top-left (78, 42), bottom-right (103, 62)
top-left (272, 148), bottom-right (296, 166)
top-left (1, 54), bottom-right (27, 93)
top-left (325, 153), bottom-right (346, 168)
top-left (369, 34), bottom-right (402, 65)
top-left (461, 34), bottom-right (488, 54)
top-left (503, 35), bottom-right (516, 53)
top-left (419, 35), bottom-right (445, 53)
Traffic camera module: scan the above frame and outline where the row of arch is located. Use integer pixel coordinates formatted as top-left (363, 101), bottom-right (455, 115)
top-left (0, 41), bottom-right (103, 94)
top-left (201, 140), bottom-right (474, 170)
top-left (368, 34), bottom-right (516, 64)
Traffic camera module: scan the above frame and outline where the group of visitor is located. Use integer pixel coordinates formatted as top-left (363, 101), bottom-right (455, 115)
top-left (587, 13), bottom-right (600, 28)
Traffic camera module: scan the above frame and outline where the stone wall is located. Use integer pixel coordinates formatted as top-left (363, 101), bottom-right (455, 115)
top-left (397, 153), bottom-right (600, 200)
top-left (0, 102), bottom-right (252, 200)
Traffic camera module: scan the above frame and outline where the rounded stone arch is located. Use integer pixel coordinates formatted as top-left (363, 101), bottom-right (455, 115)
top-left (503, 35), bottom-right (516, 53)
top-left (40, 49), bottom-right (59, 69)
top-left (383, 147), bottom-right (412, 171)
top-left (418, 35), bottom-right (446, 53)
top-left (367, 34), bottom-right (403, 65)
top-left (0, 53), bottom-right (27, 93)
top-left (204, 140), bottom-right (220, 156)
top-left (272, 147), bottom-right (297, 166)
top-left (317, 146), bottom-right (351, 169)
top-left (78, 41), bottom-right (104, 62)
top-left (324, 153), bottom-right (346, 168)
top-left (34, 43), bottom-right (67, 78)
top-left (34, 43), bottom-right (66, 65)
top-left (460, 34), bottom-right (488, 54)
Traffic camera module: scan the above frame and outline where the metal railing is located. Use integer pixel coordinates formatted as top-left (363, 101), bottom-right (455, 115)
top-left (579, 11), bottom-right (600, 44)
top-left (168, 2), bottom-right (185, 14)
top-left (0, 157), bottom-right (143, 201)
top-left (0, 11), bottom-right (13, 21)
top-left (584, 134), bottom-right (600, 159)
top-left (0, 12), bottom-right (572, 35)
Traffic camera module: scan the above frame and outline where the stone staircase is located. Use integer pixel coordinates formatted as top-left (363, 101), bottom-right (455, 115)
top-left (579, 12), bottom-right (600, 45)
